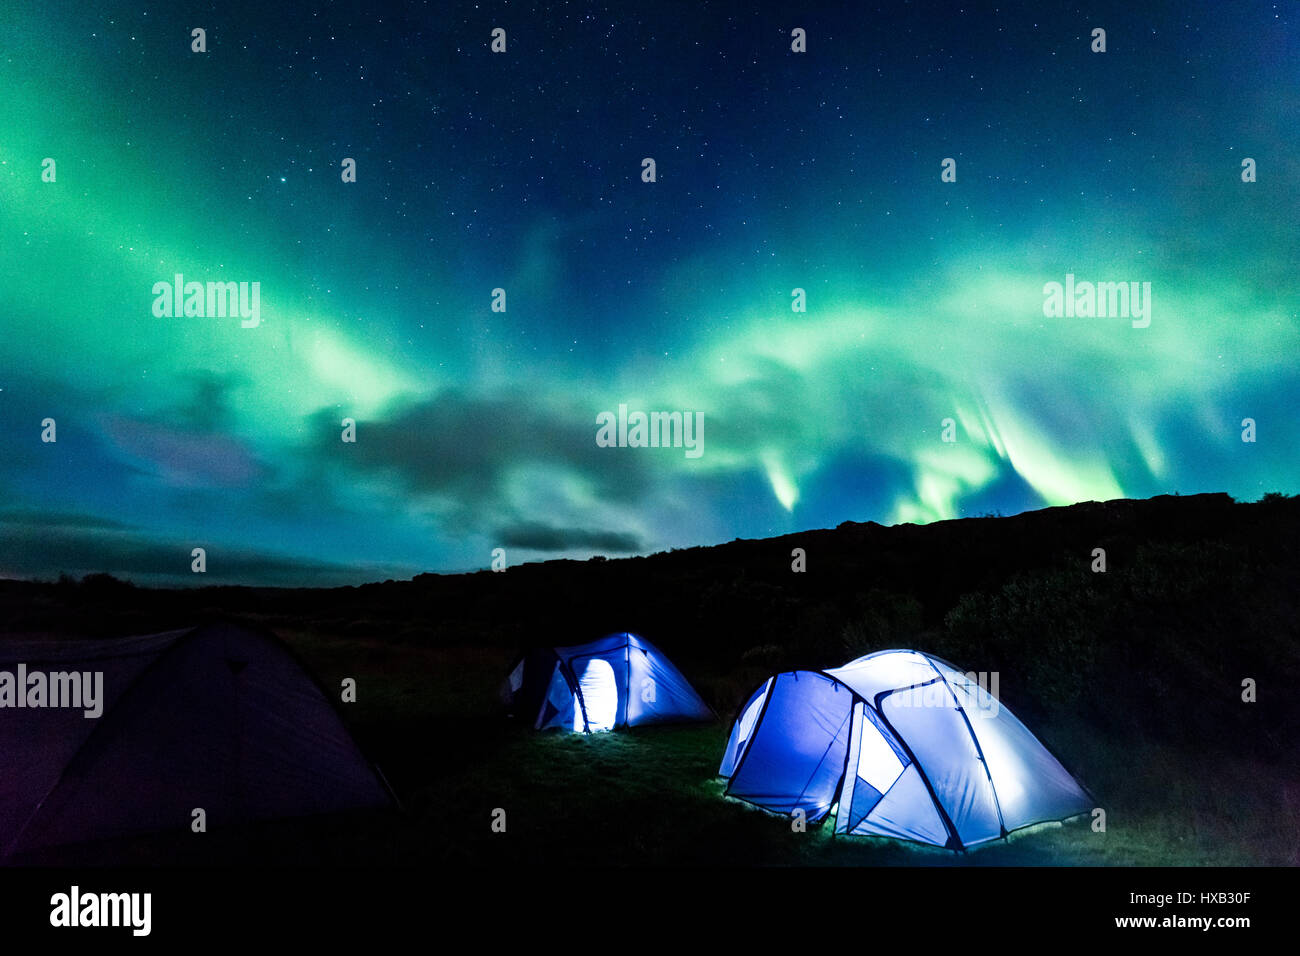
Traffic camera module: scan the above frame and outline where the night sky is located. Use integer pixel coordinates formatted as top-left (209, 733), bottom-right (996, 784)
top-left (1, 2), bottom-right (1297, 585)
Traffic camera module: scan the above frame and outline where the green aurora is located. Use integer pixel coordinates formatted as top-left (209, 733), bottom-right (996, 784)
top-left (1, 2), bottom-right (1296, 584)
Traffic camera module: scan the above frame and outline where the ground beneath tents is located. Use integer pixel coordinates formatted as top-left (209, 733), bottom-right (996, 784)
top-left (17, 631), bottom-right (1294, 868)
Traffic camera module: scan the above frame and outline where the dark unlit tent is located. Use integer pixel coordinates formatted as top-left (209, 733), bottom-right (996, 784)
top-left (0, 621), bottom-right (393, 859)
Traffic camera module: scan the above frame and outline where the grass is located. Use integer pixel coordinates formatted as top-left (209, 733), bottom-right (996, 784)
top-left (18, 626), bottom-right (1296, 867)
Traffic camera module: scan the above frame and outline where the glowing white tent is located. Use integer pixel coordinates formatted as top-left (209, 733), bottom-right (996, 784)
top-left (504, 632), bottom-right (713, 733)
top-left (719, 650), bottom-right (1091, 849)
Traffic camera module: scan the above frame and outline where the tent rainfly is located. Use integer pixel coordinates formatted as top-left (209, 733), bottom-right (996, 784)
top-left (718, 649), bottom-right (1092, 849)
top-left (0, 621), bottom-right (394, 859)
top-left (504, 632), bottom-right (713, 732)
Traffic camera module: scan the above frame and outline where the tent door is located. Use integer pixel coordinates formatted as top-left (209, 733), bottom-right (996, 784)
top-left (574, 658), bottom-right (618, 732)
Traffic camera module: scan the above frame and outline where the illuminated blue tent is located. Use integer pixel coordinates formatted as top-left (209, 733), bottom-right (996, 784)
top-left (504, 632), bottom-right (713, 733)
top-left (719, 650), bottom-right (1092, 849)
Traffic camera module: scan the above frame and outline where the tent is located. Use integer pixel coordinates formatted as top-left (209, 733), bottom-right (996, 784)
top-left (504, 632), bottom-right (713, 732)
top-left (0, 621), bottom-right (394, 859)
top-left (718, 649), bottom-right (1092, 849)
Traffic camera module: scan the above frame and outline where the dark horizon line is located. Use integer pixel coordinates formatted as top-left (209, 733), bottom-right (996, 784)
top-left (2, 488), bottom-right (1286, 594)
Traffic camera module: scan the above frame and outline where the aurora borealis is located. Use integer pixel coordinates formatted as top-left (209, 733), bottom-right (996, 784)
top-left (1, 2), bottom-right (1297, 585)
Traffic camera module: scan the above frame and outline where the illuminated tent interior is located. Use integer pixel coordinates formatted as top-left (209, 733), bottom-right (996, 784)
top-left (0, 621), bottom-right (395, 860)
top-left (504, 632), bottom-right (714, 733)
top-left (718, 649), bottom-right (1092, 850)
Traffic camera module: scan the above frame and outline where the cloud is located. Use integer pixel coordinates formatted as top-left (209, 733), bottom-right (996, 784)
top-left (495, 521), bottom-right (643, 553)
top-left (0, 511), bottom-right (414, 586)
top-left (0, 510), bottom-right (134, 531)
top-left (307, 389), bottom-right (660, 506)
top-left (99, 414), bottom-right (269, 488)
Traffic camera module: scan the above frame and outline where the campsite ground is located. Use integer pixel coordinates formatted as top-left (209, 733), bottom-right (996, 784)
top-left (5, 492), bottom-right (1298, 867)
top-left (19, 628), bottom-right (1296, 868)
top-left (280, 631), bottom-right (1297, 867)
